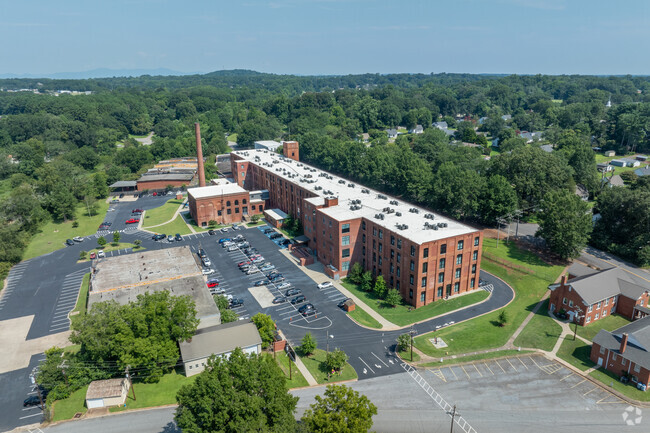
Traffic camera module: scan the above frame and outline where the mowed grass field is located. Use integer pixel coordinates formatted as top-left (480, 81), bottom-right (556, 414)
top-left (142, 199), bottom-right (184, 227)
top-left (24, 201), bottom-right (109, 260)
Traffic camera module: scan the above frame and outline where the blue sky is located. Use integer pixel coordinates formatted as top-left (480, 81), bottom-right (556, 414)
top-left (1, 0), bottom-right (649, 76)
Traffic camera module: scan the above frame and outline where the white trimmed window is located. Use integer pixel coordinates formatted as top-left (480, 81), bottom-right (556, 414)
top-left (602, 310), bottom-right (607, 317)
top-left (595, 313), bottom-right (599, 320)
top-left (586, 316), bottom-right (591, 323)
top-left (599, 346), bottom-right (605, 354)
top-left (634, 364), bottom-right (641, 373)
top-left (587, 305), bottom-right (592, 313)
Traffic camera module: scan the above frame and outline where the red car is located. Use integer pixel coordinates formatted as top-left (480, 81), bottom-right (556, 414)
top-left (90, 252), bottom-right (96, 259)
top-left (207, 281), bottom-right (219, 288)
top-left (238, 260), bottom-right (251, 267)
top-left (132, 208), bottom-right (144, 213)
top-left (125, 218), bottom-right (140, 224)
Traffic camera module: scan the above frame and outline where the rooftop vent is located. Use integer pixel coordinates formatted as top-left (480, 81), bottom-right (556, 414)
top-left (338, 179), bottom-right (346, 184)
top-left (396, 212), bottom-right (402, 216)
top-left (424, 213), bottom-right (435, 220)
top-left (361, 188), bottom-right (370, 194)
top-left (348, 183), bottom-right (355, 188)
top-left (377, 194), bottom-right (388, 200)
top-left (390, 200), bottom-right (399, 205)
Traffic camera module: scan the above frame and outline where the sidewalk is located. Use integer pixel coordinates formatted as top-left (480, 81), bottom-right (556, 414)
top-left (277, 329), bottom-right (318, 386)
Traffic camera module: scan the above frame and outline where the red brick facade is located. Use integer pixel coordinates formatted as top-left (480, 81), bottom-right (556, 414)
top-left (230, 149), bottom-right (483, 308)
top-left (137, 179), bottom-right (191, 191)
top-left (590, 341), bottom-right (650, 388)
top-left (189, 191), bottom-right (264, 226)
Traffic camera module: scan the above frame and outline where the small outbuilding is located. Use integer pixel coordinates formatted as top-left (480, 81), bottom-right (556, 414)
top-left (264, 208), bottom-right (288, 228)
top-left (604, 150), bottom-right (616, 157)
top-left (85, 378), bottom-right (130, 409)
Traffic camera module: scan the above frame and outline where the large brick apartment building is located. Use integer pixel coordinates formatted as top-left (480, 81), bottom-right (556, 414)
top-left (187, 181), bottom-right (266, 226)
top-left (230, 141), bottom-right (483, 308)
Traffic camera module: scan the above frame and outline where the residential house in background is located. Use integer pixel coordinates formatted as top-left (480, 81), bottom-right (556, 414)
top-left (602, 174), bottom-right (625, 188)
top-left (386, 129), bottom-right (398, 139)
top-left (549, 264), bottom-right (650, 325)
top-left (501, 114), bottom-right (512, 121)
top-left (597, 162), bottom-right (613, 173)
top-left (590, 316), bottom-right (650, 391)
top-left (605, 150), bottom-right (616, 157)
top-left (433, 121), bottom-right (448, 130)
top-left (621, 158), bottom-right (641, 168)
top-left (635, 166), bottom-right (650, 177)
top-left (540, 144), bottom-right (554, 153)
top-left (409, 124), bottom-right (424, 134)
top-left (518, 131), bottom-right (543, 143)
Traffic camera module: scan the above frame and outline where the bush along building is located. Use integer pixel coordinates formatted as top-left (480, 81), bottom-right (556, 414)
top-left (548, 263), bottom-right (650, 325)
top-left (225, 141), bottom-right (482, 309)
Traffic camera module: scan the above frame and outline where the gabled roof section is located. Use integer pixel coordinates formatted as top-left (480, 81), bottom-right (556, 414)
top-left (567, 267), bottom-right (650, 305)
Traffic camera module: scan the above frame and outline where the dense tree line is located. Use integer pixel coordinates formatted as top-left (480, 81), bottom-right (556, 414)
top-left (1, 70), bottom-right (650, 266)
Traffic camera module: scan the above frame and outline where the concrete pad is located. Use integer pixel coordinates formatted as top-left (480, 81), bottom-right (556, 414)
top-left (429, 337), bottom-right (448, 349)
top-left (0, 315), bottom-right (72, 374)
top-left (249, 285), bottom-right (276, 308)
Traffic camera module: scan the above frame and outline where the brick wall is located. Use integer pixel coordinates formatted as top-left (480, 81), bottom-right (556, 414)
top-left (591, 342), bottom-right (650, 387)
top-left (189, 191), bottom-right (263, 226)
top-left (136, 179), bottom-right (191, 191)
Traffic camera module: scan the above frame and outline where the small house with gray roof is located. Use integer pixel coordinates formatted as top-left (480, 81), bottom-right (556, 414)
top-left (590, 316), bottom-right (650, 390)
top-left (549, 266), bottom-right (650, 325)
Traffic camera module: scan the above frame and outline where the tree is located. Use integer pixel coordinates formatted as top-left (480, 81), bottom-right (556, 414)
top-left (373, 275), bottom-right (387, 299)
top-left (175, 348), bottom-right (298, 433)
top-left (220, 309), bottom-right (239, 323)
top-left (497, 310), bottom-right (509, 327)
top-left (133, 239), bottom-right (142, 248)
top-left (360, 271), bottom-right (372, 292)
top-left (347, 263), bottom-right (364, 285)
top-left (479, 175), bottom-right (518, 225)
top-left (208, 220), bottom-right (218, 228)
top-left (535, 189), bottom-right (592, 259)
top-left (396, 334), bottom-right (411, 352)
top-left (251, 313), bottom-right (276, 349)
top-left (301, 384), bottom-right (377, 433)
top-left (97, 236), bottom-right (107, 248)
top-left (325, 349), bottom-right (348, 374)
top-left (300, 332), bottom-right (317, 357)
top-left (112, 231), bottom-right (120, 245)
top-left (79, 251), bottom-right (87, 260)
top-left (384, 289), bottom-right (401, 307)
top-left (251, 214), bottom-right (261, 223)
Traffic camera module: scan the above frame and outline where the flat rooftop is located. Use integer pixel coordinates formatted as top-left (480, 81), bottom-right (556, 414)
top-left (188, 183), bottom-right (248, 199)
top-left (232, 149), bottom-right (479, 244)
top-left (88, 247), bottom-right (219, 319)
top-left (138, 173), bottom-right (195, 182)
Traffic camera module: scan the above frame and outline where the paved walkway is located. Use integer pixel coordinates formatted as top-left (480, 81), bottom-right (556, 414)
top-left (277, 329), bottom-right (318, 386)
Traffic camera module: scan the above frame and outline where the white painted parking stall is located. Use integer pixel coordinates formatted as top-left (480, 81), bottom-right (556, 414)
top-left (0, 260), bottom-right (30, 313)
top-left (48, 268), bottom-right (88, 334)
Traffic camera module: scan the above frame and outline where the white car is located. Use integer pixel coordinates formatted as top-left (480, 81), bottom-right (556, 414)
top-left (210, 288), bottom-right (226, 295)
top-left (317, 281), bottom-right (334, 290)
top-left (72, 236), bottom-right (84, 242)
top-left (246, 268), bottom-right (260, 275)
top-left (221, 227), bottom-right (229, 233)
top-left (202, 268), bottom-right (215, 275)
top-left (202, 258), bottom-right (212, 267)
top-left (277, 282), bottom-right (291, 290)
top-left (97, 250), bottom-right (105, 258)
top-left (227, 245), bottom-right (237, 252)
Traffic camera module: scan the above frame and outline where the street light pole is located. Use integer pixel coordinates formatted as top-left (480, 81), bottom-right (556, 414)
top-left (573, 307), bottom-right (583, 341)
top-left (449, 405), bottom-right (459, 433)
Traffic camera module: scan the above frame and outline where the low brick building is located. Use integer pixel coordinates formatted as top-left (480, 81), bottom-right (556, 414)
top-left (549, 263), bottom-right (650, 325)
top-left (591, 316), bottom-right (650, 390)
top-left (136, 173), bottom-right (195, 191)
top-left (187, 183), bottom-right (264, 227)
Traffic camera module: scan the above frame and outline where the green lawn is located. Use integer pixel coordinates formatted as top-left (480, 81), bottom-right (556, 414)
top-left (340, 280), bottom-right (489, 327)
top-left (142, 199), bottom-right (184, 227)
top-left (52, 385), bottom-right (88, 421)
top-left (275, 351), bottom-right (309, 388)
top-left (593, 154), bottom-right (646, 177)
top-left (24, 201), bottom-right (110, 260)
top-left (419, 350), bottom-right (532, 368)
top-left (414, 239), bottom-right (564, 358)
top-left (110, 370), bottom-right (195, 412)
top-left (513, 299), bottom-right (563, 351)
top-left (556, 337), bottom-right (594, 371)
top-left (590, 368), bottom-right (650, 402)
top-left (226, 133), bottom-right (238, 143)
top-left (347, 306), bottom-right (382, 329)
top-left (69, 273), bottom-right (90, 326)
top-left (299, 349), bottom-right (358, 384)
top-left (181, 211), bottom-right (219, 233)
top-left (397, 349), bottom-right (420, 362)
top-left (146, 216), bottom-right (193, 236)
top-left (575, 314), bottom-right (631, 342)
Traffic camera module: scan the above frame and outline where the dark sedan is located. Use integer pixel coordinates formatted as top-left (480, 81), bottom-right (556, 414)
top-left (290, 295), bottom-right (306, 304)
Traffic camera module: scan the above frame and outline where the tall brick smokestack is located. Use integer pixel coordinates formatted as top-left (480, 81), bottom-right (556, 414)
top-left (195, 122), bottom-right (206, 187)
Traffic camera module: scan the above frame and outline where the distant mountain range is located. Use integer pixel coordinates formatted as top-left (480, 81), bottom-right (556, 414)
top-left (0, 68), bottom-right (199, 79)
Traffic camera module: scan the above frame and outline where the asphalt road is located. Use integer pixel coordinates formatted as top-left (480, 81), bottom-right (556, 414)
top-left (0, 195), bottom-right (513, 431)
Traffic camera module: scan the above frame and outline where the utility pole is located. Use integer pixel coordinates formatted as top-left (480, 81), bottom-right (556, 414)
top-left (515, 209), bottom-right (523, 238)
top-left (573, 307), bottom-right (583, 341)
top-left (409, 325), bottom-right (417, 362)
top-left (449, 405), bottom-right (459, 433)
top-left (125, 366), bottom-right (136, 401)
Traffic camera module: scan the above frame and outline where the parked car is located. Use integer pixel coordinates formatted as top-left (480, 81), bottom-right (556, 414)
top-left (227, 245), bottom-right (237, 252)
top-left (291, 295), bottom-right (306, 305)
top-left (202, 268), bottom-right (215, 275)
top-left (231, 224), bottom-right (239, 230)
top-left (302, 308), bottom-right (317, 317)
top-left (263, 228), bottom-right (275, 234)
top-left (266, 271), bottom-right (281, 279)
top-left (97, 250), bottom-right (105, 258)
top-left (238, 260), bottom-right (252, 266)
top-left (246, 268), bottom-right (260, 275)
top-left (272, 296), bottom-right (286, 304)
top-left (65, 239), bottom-right (75, 246)
top-left (175, 233), bottom-right (183, 241)
top-left (90, 252), bottom-right (96, 259)
top-left (281, 239), bottom-right (291, 246)
top-left (237, 242), bottom-right (250, 248)
top-left (220, 227), bottom-right (229, 233)
top-left (222, 241), bottom-right (234, 248)
top-left (73, 236), bottom-right (84, 242)
top-left (219, 237), bottom-right (232, 244)
top-left (198, 248), bottom-right (207, 258)
top-left (125, 218), bottom-right (139, 224)
top-left (207, 278), bottom-right (220, 285)
top-left (233, 234), bottom-right (245, 241)
top-left (317, 281), bottom-right (334, 290)
top-left (210, 287), bottom-right (226, 295)
top-left (132, 208), bottom-right (144, 213)
top-left (337, 298), bottom-right (351, 309)
top-left (167, 235), bottom-right (174, 242)
top-left (270, 233), bottom-right (283, 240)
top-left (207, 281), bottom-right (219, 288)
top-left (277, 282), bottom-right (292, 290)
top-left (152, 234), bottom-right (166, 241)
top-left (254, 280), bottom-right (267, 287)
top-left (252, 256), bottom-right (264, 263)
top-left (202, 257), bottom-right (212, 267)
top-left (229, 298), bottom-right (244, 307)
top-left (23, 396), bottom-right (42, 407)
top-left (271, 276), bottom-right (285, 283)
top-left (298, 303), bottom-right (315, 314)
top-left (208, 229), bottom-right (218, 235)
top-left (285, 288), bottom-right (301, 297)
top-left (260, 264), bottom-right (275, 272)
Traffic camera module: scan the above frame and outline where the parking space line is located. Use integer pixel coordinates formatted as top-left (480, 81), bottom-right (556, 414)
top-left (597, 395), bottom-right (625, 404)
top-left (494, 359), bottom-right (506, 373)
top-left (357, 357), bottom-right (375, 374)
top-left (560, 373), bottom-right (573, 382)
top-left (447, 367), bottom-right (458, 380)
top-left (528, 355), bottom-right (542, 369)
top-left (571, 379), bottom-right (587, 388)
top-left (430, 369), bottom-right (446, 382)
top-left (583, 387), bottom-right (599, 396)
top-left (517, 356), bottom-right (529, 369)
top-left (505, 357), bottom-right (518, 372)
top-left (483, 362), bottom-right (494, 375)
top-left (472, 363), bottom-right (482, 377)
top-left (19, 413), bottom-right (42, 420)
top-left (460, 365), bottom-right (471, 379)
